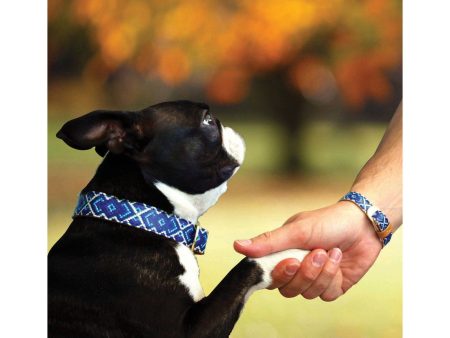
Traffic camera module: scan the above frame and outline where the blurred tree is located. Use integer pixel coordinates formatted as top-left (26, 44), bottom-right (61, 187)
top-left (48, 0), bottom-right (402, 172)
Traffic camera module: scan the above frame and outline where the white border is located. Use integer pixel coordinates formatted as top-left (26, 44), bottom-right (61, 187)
top-left (2, 1), bottom-right (450, 336)
top-left (404, 1), bottom-right (450, 337)
top-left (0, 1), bottom-right (47, 337)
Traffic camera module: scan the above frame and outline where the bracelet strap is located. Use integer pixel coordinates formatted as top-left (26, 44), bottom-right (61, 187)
top-left (340, 191), bottom-right (393, 247)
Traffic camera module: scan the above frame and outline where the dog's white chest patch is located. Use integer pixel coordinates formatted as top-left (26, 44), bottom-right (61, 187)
top-left (175, 244), bottom-right (205, 302)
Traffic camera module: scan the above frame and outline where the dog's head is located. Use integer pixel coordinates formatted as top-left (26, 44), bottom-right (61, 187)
top-left (57, 100), bottom-right (245, 196)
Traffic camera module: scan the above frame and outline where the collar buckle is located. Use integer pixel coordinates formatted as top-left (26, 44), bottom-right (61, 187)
top-left (191, 222), bottom-right (201, 252)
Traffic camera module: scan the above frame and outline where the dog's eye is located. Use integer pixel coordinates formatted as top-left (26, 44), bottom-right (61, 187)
top-left (202, 113), bottom-right (214, 126)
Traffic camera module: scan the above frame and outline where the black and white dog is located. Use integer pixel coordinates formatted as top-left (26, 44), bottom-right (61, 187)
top-left (48, 100), bottom-right (307, 338)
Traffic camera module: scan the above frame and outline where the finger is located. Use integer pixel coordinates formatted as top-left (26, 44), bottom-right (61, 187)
top-left (234, 222), bottom-right (311, 258)
top-left (268, 258), bottom-right (301, 290)
top-left (320, 269), bottom-right (344, 302)
top-left (278, 249), bottom-right (328, 298)
top-left (302, 248), bottom-right (342, 300)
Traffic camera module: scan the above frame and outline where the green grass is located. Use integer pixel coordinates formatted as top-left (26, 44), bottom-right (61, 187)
top-left (48, 119), bottom-right (401, 338)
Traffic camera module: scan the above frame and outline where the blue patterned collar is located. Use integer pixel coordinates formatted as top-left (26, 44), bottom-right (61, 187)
top-left (73, 191), bottom-right (208, 254)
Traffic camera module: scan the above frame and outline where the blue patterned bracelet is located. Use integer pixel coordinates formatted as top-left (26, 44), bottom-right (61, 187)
top-left (340, 192), bottom-right (393, 247)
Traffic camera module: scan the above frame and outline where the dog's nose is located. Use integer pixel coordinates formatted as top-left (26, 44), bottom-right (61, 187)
top-left (219, 164), bottom-right (239, 181)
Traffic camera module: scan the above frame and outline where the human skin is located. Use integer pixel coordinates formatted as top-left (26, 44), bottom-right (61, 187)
top-left (234, 103), bottom-right (402, 301)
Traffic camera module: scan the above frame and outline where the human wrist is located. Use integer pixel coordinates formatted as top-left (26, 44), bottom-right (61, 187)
top-left (340, 190), bottom-right (394, 247)
top-left (350, 181), bottom-right (402, 231)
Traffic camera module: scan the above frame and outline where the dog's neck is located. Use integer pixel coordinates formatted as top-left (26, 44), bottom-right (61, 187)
top-left (154, 181), bottom-right (227, 224)
top-left (83, 154), bottom-right (225, 224)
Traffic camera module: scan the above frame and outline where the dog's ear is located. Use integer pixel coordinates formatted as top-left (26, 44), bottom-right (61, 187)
top-left (56, 110), bottom-right (143, 155)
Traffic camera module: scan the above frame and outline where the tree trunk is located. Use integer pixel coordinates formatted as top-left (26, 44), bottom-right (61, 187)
top-left (257, 66), bottom-right (309, 174)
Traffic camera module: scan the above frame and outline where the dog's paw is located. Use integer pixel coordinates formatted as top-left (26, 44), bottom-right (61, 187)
top-left (252, 249), bottom-right (309, 288)
top-left (245, 249), bottom-right (309, 301)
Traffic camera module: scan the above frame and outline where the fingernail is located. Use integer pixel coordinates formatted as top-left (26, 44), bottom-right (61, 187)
top-left (312, 253), bottom-right (327, 267)
top-left (330, 248), bottom-right (342, 263)
top-left (285, 263), bottom-right (300, 276)
top-left (236, 239), bottom-right (252, 246)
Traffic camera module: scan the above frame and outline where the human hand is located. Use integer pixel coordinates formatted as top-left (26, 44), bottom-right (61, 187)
top-left (234, 202), bottom-right (382, 301)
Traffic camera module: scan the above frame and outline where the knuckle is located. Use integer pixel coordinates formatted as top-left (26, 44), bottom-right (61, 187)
top-left (267, 278), bottom-right (280, 290)
top-left (321, 267), bottom-right (337, 279)
top-left (302, 292), bottom-right (317, 300)
top-left (271, 265), bottom-right (284, 278)
top-left (294, 225), bottom-right (313, 247)
top-left (279, 288), bottom-right (300, 298)
top-left (314, 281), bottom-right (328, 291)
top-left (301, 270), bottom-right (316, 283)
top-left (294, 211), bottom-right (308, 221)
top-left (255, 231), bottom-right (275, 253)
top-left (320, 293), bottom-right (339, 302)
top-left (283, 215), bottom-right (299, 225)
top-left (271, 276), bottom-right (290, 289)
top-left (281, 274), bottom-right (296, 284)
top-left (267, 283), bottom-right (278, 290)
top-left (284, 211), bottom-right (307, 225)
top-left (261, 231), bottom-right (273, 241)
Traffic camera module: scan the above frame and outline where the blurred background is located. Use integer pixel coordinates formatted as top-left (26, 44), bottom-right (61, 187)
top-left (48, 0), bottom-right (402, 337)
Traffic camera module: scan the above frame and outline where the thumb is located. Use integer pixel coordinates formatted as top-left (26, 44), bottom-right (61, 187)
top-left (234, 222), bottom-right (311, 258)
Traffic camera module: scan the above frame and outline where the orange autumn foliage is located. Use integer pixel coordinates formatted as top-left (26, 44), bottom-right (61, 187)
top-left (50, 0), bottom-right (401, 108)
